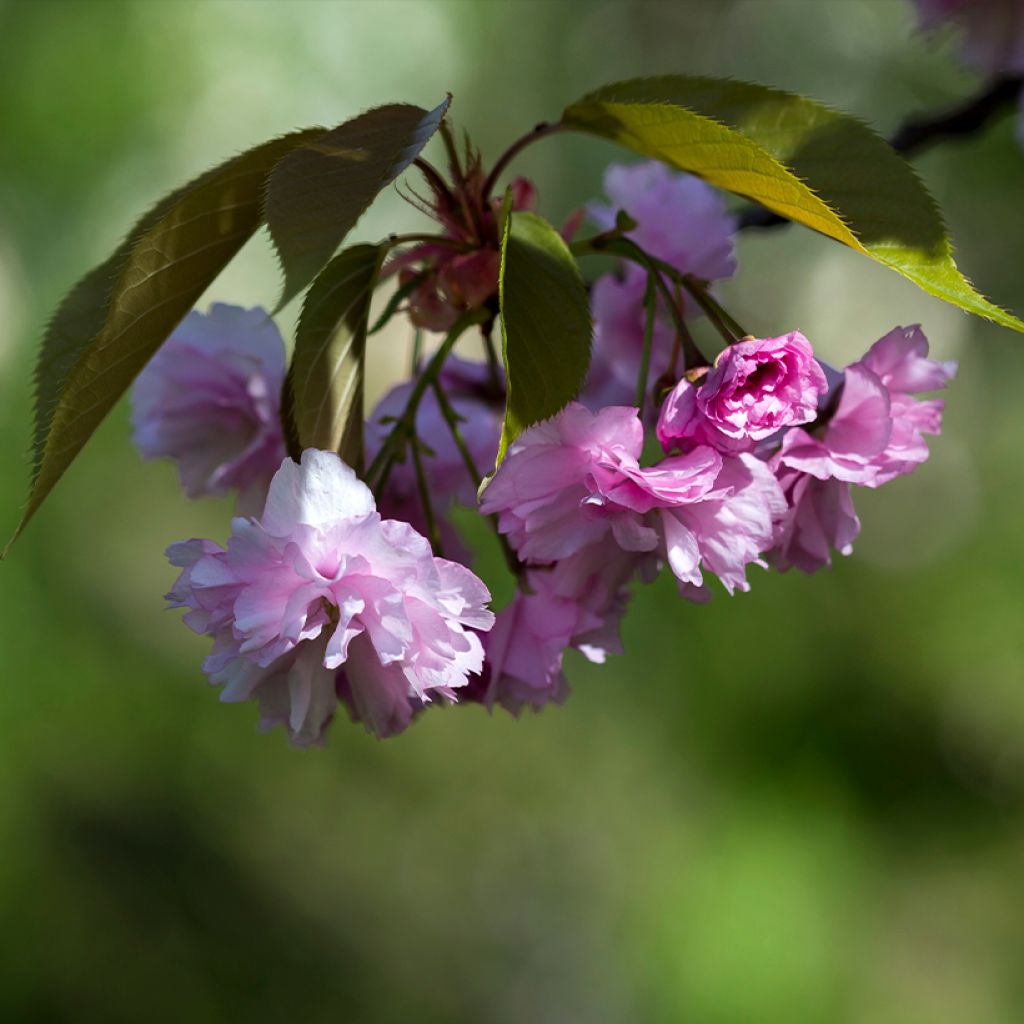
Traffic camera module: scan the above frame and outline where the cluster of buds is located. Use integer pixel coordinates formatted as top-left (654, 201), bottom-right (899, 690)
top-left (134, 152), bottom-right (955, 743)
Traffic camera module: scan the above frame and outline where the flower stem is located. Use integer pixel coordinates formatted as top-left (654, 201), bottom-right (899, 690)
top-left (635, 272), bottom-right (658, 414)
top-left (678, 276), bottom-right (748, 344)
top-left (431, 379), bottom-right (481, 488)
top-left (385, 232), bottom-right (474, 252)
top-left (410, 327), bottom-right (423, 375)
top-left (482, 122), bottom-right (563, 199)
top-left (366, 308), bottom-right (489, 489)
top-left (410, 437), bottom-right (443, 556)
top-left (432, 379), bottom-right (522, 580)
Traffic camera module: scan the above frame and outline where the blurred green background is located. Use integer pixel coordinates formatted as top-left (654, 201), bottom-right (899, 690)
top-left (2, 0), bottom-right (1024, 1020)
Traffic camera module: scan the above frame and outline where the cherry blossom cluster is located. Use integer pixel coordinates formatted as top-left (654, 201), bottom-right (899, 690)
top-left (133, 159), bottom-right (956, 743)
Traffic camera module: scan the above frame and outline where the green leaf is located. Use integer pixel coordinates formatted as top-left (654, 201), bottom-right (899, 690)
top-left (497, 211), bottom-right (592, 463)
top-left (9, 127), bottom-right (326, 553)
top-left (266, 98), bottom-right (450, 310)
top-left (562, 75), bottom-right (1024, 332)
top-left (288, 243), bottom-right (385, 470)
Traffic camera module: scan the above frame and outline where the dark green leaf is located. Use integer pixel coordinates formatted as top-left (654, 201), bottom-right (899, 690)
top-left (9, 128), bottom-right (324, 553)
top-left (562, 75), bottom-right (1023, 332)
top-left (289, 244), bottom-right (385, 470)
top-left (266, 98), bottom-right (449, 309)
top-left (497, 211), bottom-right (592, 463)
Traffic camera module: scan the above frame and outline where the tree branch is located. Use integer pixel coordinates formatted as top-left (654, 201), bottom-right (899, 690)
top-left (738, 75), bottom-right (1024, 231)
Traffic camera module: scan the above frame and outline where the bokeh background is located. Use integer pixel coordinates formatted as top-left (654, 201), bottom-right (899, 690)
top-left (2, 1), bottom-right (1024, 1020)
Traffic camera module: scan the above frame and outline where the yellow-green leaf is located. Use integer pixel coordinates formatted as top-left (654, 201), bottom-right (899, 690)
top-left (562, 75), bottom-right (1023, 332)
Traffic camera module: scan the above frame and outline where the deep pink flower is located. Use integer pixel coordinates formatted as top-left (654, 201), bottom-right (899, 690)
top-left (658, 332), bottom-right (828, 452)
top-left (479, 404), bottom-right (666, 562)
top-left (166, 450), bottom-right (494, 743)
top-left (131, 304), bottom-right (287, 511)
top-left (480, 402), bottom-right (785, 595)
top-left (769, 470), bottom-right (860, 574)
top-left (768, 325), bottom-right (955, 572)
top-left (656, 453), bottom-right (787, 594)
top-left (778, 326), bottom-right (955, 488)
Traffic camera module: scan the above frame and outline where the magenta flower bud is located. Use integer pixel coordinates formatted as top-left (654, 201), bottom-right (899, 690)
top-left (131, 304), bottom-right (287, 510)
top-left (658, 331), bottom-right (828, 453)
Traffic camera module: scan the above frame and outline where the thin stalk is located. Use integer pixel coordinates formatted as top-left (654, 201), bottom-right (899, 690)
top-left (432, 380), bottom-right (522, 579)
top-left (481, 320), bottom-right (503, 393)
top-left (678, 278), bottom-right (742, 346)
top-left (682, 276), bottom-right (748, 338)
top-left (482, 121), bottom-right (563, 199)
top-left (385, 232), bottom-right (474, 252)
top-left (369, 272), bottom-right (429, 336)
top-left (365, 308), bottom-right (488, 488)
top-left (431, 379), bottom-right (481, 487)
top-left (635, 272), bottom-right (658, 413)
top-left (412, 157), bottom-right (454, 204)
top-left (579, 235), bottom-right (711, 368)
top-left (410, 439), bottom-right (443, 556)
top-left (410, 327), bottom-right (423, 375)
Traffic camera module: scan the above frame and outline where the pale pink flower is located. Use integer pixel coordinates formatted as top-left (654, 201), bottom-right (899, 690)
top-left (166, 450), bottom-right (494, 743)
top-left (132, 304), bottom-right (286, 511)
top-left (658, 332), bottom-right (828, 453)
top-left (588, 161), bottom-right (738, 281)
top-left (915, 0), bottom-right (1024, 75)
top-left (586, 161), bottom-right (739, 400)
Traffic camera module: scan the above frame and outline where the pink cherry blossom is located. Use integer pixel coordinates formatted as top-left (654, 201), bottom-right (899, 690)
top-left (166, 450), bottom-right (494, 743)
top-left (131, 304), bottom-right (287, 511)
top-left (915, 0), bottom-right (1024, 75)
top-left (656, 453), bottom-right (786, 594)
top-left (585, 161), bottom-right (738, 401)
top-left (769, 470), bottom-right (860, 574)
top-left (588, 161), bottom-right (738, 281)
top-left (480, 402), bottom-right (785, 595)
top-left (482, 544), bottom-right (651, 714)
top-left (479, 403), bottom-right (663, 562)
top-left (658, 332), bottom-right (828, 452)
top-left (777, 326), bottom-right (955, 488)
top-left (768, 325), bottom-right (955, 572)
